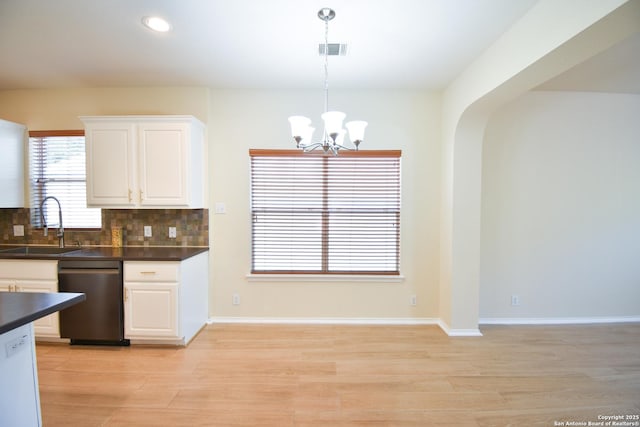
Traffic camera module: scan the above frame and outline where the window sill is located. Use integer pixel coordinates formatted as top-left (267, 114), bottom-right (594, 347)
top-left (246, 274), bottom-right (405, 283)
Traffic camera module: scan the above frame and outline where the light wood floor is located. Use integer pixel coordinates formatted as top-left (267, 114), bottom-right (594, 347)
top-left (35, 323), bottom-right (640, 426)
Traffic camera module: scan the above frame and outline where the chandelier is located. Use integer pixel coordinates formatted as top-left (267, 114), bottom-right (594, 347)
top-left (288, 8), bottom-right (368, 155)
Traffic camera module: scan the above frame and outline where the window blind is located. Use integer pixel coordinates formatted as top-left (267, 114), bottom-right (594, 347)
top-left (250, 149), bottom-right (401, 275)
top-left (29, 131), bottom-right (101, 229)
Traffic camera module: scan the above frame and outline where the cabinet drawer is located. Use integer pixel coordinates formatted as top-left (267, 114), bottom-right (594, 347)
top-left (0, 260), bottom-right (58, 280)
top-left (124, 262), bottom-right (179, 282)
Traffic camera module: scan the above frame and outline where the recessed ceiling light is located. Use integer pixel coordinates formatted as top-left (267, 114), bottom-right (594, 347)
top-left (142, 16), bottom-right (172, 33)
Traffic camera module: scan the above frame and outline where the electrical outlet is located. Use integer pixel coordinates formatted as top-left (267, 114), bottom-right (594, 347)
top-left (5, 334), bottom-right (28, 358)
top-left (215, 202), bottom-right (226, 214)
top-left (144, 226), bottom-right (152, 237)
top-left (511, 295), bottom-right (521, 306)
top-left (232, 293), bottom-right (240, 305)
top-left (410, 295), bottom-right (417, 306)
top-left (169, 227), bottom-right (177, 238)
top-left (13, 225), bottom-right (24, 237)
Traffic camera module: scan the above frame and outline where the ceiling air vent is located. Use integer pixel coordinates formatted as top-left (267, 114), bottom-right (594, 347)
top-left (319, 43), bottom-right (348, 56)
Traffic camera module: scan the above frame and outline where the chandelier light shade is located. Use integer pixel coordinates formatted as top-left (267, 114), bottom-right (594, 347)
top-left (288, 8), bottom-right (367, 155)
top-left (345, 120), bottom-right (368, 148)
top-left (320, 111), bottom-right (345, 141)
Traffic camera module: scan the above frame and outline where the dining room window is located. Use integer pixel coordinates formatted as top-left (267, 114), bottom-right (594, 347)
top-left (250, 149), bottom-right (401, 275)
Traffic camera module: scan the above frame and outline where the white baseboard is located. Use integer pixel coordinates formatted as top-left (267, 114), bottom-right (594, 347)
top-left (208, 317), bottom-right (486, 337)
top-left (437, 319), bottom-right (483, 337)
top-left (208, 317), bottom-right (439, 326)
top-left (479, 316), bottom-right (640, 325)
top-left (206, 316), bottom-right (639, 335)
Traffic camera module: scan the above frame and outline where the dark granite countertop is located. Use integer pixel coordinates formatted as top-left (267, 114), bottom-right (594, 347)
top-left (0, 292), bottom-right (85, 335)
top-left (0, 246), bottom-right (208, 261)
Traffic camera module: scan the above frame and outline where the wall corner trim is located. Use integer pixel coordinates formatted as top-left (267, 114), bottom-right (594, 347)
top-left (437, 319), bottom-right (483, 337)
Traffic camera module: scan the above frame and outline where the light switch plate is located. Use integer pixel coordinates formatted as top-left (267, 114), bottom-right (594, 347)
top-left (13, 225), bottom-right (24, 237)
top-left (169, 227), bottom-right (177, 238)
top-left (144, 226), bottom-right (152, 237)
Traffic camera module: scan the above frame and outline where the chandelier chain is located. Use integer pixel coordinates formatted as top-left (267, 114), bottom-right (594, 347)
top-left (287, 8), bottom-right (367, 155)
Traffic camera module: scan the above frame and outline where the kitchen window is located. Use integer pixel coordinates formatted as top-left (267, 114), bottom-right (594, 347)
top-left (250, 149), bottom-right (401, 275)
top-left (29, 131), bottom-right (101, 229)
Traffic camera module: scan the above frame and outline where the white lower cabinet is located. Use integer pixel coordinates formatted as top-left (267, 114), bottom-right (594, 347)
top-left (123, 251), bottom-right (208, 345)
top-left (124, 274), bottom-right (179, 339)
top-left (0, 261), bottom-right (59, 338)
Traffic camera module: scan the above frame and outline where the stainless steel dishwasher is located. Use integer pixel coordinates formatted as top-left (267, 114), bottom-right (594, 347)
top-left (58, 260), bottom-right (129, 345)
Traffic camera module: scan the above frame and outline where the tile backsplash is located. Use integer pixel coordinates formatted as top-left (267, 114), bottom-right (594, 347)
top-left (0, 208), bottom-right (208, 247)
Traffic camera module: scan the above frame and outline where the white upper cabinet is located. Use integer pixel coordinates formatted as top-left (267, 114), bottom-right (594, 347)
top-left (81, 116), bottom-right (205, 208)
top-left (0, 119), bottom-right (26, 208)
top-left (84, 120), bottom-right (136, 206)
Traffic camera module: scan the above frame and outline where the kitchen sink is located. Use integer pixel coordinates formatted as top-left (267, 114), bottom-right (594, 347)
top-left (0, 246), bottom-right (81, 255)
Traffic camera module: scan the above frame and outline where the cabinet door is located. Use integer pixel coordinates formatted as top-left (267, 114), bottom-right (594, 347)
top-left (85, 122), bottom-right (136, 207)
top-left (15, 280), bottom-right (60, 337)
top-left (0, 119), bottom-right (26, 208)
top-left (137, 123), bottom-right (189, 206)
top-left (124, 282), bottom-right (179, 339)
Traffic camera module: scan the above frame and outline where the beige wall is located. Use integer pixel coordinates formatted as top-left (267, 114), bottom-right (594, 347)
top-left (0, 86), bottom-right (443, 321)
top-left (481, 91), bottom-right (640, 321)
top-left (2, 0), bottom-right (637, 327)
top-left (439, 0), bottom-right (637, 333)
top-left (0, 86), bottom-right (210, 209)
top-left (0, 87), bottom-right (209, 129)
top-left (208, 89), bottom-right (442, 320)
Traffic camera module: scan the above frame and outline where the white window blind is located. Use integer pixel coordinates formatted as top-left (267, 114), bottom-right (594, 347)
top-left (29, 132), bottom-right (101, 229)
top-left (250, 149), bottom-right (401, 275)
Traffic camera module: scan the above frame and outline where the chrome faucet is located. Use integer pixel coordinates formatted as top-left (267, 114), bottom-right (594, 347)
top-left (40, 196), bottom-right (64, 248)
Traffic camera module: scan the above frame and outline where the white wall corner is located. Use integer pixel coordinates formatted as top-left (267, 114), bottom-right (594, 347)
top-left (437, 319), bottom-right (483, 337)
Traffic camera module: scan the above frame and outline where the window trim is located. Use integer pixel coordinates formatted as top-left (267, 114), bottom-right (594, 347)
top-left (29, 130), bottom-right (85, 138)
top-left (246, 273), bottom-right (405, 283)
top-left (249, 149), bottom-right (402, 275)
